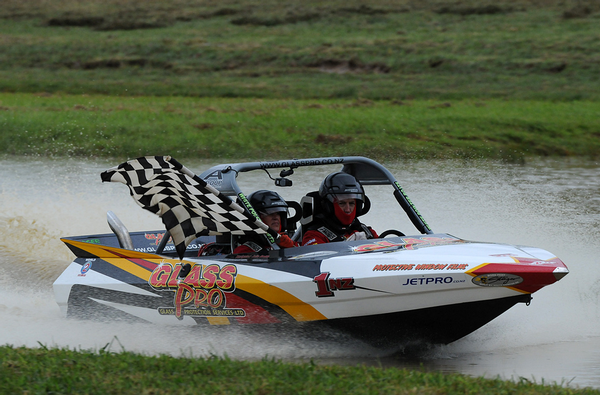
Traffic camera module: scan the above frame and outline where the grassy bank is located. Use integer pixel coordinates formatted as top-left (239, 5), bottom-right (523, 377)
top-left (1, 345), bottom-right (598, 394)
top-left (1, 93), bottom-right (599, 160)
top-left (2, 0), bottom-right (599, 160)
top-left (1, 0), bottom-right (599, 100)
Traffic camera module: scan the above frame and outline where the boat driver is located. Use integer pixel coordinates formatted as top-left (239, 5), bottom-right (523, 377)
top-left (233, 190), bottom-right (298, 254)
top-left (302, 172), bottom-right (378, 246)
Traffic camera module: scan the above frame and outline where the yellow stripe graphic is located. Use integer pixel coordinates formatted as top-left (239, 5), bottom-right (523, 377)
top-left (236, 275), bottom-right (326, 322)
top-left (62, 239), bottom-right (181, 281)
top-left (64, 239), bottom-right (325, 321)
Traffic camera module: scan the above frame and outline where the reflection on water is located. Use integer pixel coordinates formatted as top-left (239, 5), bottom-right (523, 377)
top-left (1, 156), bottom-right (599, 389)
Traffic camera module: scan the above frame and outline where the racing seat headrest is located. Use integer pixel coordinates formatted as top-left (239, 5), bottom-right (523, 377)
top-left (300, 191), bottom-right (321, 227)
top-left (300, 191), bottom-right (371, 225)
top-left (284, 200), bottom-right (302, 234)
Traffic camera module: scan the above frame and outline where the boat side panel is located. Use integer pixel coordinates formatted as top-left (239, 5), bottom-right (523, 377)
top-left (55, 236), bottom-right (566, 332)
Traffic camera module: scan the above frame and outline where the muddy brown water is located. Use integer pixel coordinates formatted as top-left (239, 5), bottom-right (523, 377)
top-left (1, 156), bottom-right (599, 389)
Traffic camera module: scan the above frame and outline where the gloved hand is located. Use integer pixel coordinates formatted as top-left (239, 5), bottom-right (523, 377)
top-left (345, 231), bottom-right (367, 241)
top-left (277, 234), bottom-right (297, 248)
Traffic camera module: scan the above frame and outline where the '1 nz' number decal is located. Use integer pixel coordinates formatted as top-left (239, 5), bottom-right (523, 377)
top-left (313, 272), bottom-right (355, 297)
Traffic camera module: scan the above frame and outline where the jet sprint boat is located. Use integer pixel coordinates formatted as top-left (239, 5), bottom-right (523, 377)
top-left (53, 156), bottom-right (569, 347)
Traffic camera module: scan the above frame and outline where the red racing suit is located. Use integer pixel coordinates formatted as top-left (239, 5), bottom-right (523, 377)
top-left (233, 233), bottom-right (298, 254)
top-left (301, 219), bottom-right (378, 246)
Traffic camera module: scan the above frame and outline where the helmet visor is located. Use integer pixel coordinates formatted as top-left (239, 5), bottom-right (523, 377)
top-left (329, 193), bottom-right (362, 203)
top-left (260, 206), bottom-right (288, 215)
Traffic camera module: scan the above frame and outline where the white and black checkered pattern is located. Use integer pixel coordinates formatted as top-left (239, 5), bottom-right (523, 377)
top-left (101, 156), bottom-right (267, 259)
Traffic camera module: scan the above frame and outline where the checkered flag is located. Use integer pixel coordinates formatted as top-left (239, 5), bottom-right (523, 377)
top-left (101, 156), bottom-right (270, 259)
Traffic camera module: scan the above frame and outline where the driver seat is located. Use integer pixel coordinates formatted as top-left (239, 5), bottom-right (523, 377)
top-left (292, 191), bottom-right (324, 242)
top-left (293, 190), bottom-right (375, 242)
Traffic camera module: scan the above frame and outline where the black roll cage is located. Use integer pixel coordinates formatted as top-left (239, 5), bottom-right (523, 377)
top-left (197, 156), bottom-right (433, 237)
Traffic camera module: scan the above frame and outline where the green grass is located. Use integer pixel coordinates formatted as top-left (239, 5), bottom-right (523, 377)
top-left (1, 0), bottom-right (599, 100)
top-left (2, 0), bottom-right (599, 160)
top-left (1, 93), bottom-right (599, 160)
top-left (1, 345), bottom-right (598, 394)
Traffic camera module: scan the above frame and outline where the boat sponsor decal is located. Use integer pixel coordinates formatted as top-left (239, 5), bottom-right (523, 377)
top-left (134, 245), bottom-right (175, 253)
top-left (149, 261), bottom-right (245, 319)
top-left (466, 256), bottom-right (567, 293)
top-left (313, 272), bottom-right (356, 297)
top-left (373, 263), bottom-right (469, 272)
top-left (145, 232), bottom-right (170, 246)
top-left (78, 259), bottom-right (94, 276)
top-left (415, 264), bottom-right (453, 271)
top-left (393, 181), bottom-right (431, 231)
top-left (401, 276), bottom-right (466, 286)
top-left (471, 273), bottom-right (524, 287)
top-left (203, 169), bottom-right (224, 187)
top-left (259, 158), bottom-right (344, 170)
top-left (138, 233), bottom-right (204, 254)
top-left (354, 236), bottom-right (461, 253)
top-left (447, 264), bottom-right (469, 270)
top-left (136, 233), bottom-right (176, 253)
top-left (373, 264), bottom-right (415, 271)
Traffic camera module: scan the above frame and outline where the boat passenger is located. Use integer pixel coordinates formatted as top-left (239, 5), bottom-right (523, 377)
top-left (302, 172), bottom-right (378, 246)
top-left (233, 190), bottom-right (298, 254)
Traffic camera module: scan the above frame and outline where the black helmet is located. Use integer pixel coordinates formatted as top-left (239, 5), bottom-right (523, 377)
top-left (248, 190), bottom-right (289, 229)
top-left (319, 172), bottom-right (366, 216)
